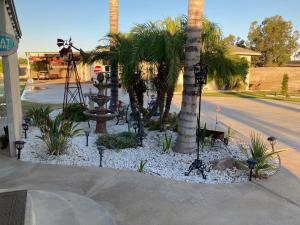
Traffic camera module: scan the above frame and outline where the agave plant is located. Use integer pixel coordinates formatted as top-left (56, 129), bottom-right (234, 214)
top-left (240, 133), bottom-right (284, 178)
top-left (37, 115), bottom-right (81, 155)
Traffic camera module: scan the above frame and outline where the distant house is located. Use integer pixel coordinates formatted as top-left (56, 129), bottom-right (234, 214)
top-left (176, 46), bottom-right (261, 92)
top-left (25, 52), bottom-right (110, 81)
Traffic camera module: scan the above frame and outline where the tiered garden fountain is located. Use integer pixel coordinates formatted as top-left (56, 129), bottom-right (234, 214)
top-left (84, 73), bottom-right (117, 133)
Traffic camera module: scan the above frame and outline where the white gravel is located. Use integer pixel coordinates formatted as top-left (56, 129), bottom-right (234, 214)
top-left (20, 111), bottom-right (249, 184)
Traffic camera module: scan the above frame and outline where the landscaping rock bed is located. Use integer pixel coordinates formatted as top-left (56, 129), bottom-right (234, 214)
top-left (20, 113), bottom-right (249, 184)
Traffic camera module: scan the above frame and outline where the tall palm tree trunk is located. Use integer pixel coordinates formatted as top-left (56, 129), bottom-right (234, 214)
top-left (174, 0), bottom-right (204, 153)
top-left (109, 0), bottom-right (119, 111)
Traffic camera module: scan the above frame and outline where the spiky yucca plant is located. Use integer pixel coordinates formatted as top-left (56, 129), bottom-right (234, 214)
top-left (37, 115), bottom-right (81, 155)
top-left (28, 106), bottom-right (53, 133)
top-left (241, 133), bottom-right (283, 178)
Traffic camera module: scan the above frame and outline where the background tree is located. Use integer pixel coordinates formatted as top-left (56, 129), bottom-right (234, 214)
top-left (31, 60), bottom-right (49, 72)
top-left (224, 34), bottom-right (247, 48)
top-left (18, 58), bottom-right (28, 65)
top-left (248, 15), bottom-right (299, 67)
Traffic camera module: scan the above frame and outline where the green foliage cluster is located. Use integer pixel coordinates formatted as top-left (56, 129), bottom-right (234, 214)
top-left (162, 133), bottom-right (172, 153)
top-left (137, 160), bottom-right (147, 173)
top-left (240, 133), bottom-right (283, 178)
top-left (31, 60), bottom-right (49, 72)
top-left (37, 115), bottom-right (81, 155)
top-left (96, 132), bottom-right (139, 151)
top-left (281, 74), bottom-right (289, 97)
top-left (64, 103), bottom-right (87, 122)
top-left (0, 60), bottom-right (2, 73)
top-left (248, 15), bottom-right (299, 66)
top-left (18, 58), bottom-right (28, 65)
top-left (28, 106), bottom-right (53, 133)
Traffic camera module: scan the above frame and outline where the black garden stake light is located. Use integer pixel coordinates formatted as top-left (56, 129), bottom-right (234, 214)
top-left (97, 145), bottom-right (105, 167)
top-left (15, 141), bottom-right (25, 160)
top-left (22, 123), bottom-right (29, 139)
top-left (24, 117), bottom-right (31, 125)
top-left (185, 62), bottom-right (210, 179)
top-left (247, 158), bottom-right (257, 181)
top-left (84, 128), bottom-right (91, 146)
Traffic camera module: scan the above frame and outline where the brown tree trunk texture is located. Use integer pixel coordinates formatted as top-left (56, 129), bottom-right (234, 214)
top-left (128, 86), bottom-right (137, 114)
top-left (109, 0), bottom-right (119, 112)
top-left (162, 87), bottom-right (175, 122)
top-left (174, 0), bottom-right (204, 154)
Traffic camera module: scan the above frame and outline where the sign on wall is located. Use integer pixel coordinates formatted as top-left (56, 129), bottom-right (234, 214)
top-left (0, 32), bottom-right (18, 57)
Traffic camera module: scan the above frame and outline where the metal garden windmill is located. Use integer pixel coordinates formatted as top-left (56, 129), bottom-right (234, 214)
top-left (57, 38), bottom-right (85, 115)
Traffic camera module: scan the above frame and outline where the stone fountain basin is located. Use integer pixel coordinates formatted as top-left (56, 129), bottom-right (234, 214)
top-left (89, 95), bottom-right (111, 106)
top-left (83, 109), bottom-right (117, 122)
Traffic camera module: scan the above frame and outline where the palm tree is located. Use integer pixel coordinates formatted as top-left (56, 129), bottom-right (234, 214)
top-left (109, 0), bottom-right (119, 111)
top-left (173, 0), bottom-right (204, 153)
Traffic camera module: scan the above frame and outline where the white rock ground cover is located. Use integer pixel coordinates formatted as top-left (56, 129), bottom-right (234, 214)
top-left (20, 110), bottom-right (249, 184)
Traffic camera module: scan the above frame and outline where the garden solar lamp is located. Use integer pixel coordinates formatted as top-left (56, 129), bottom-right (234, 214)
top-left (24, 116), bottom-right (31, 125)
top-left (132, 122), bottom-right (138, 133)
top-left (246, 158), bottom-right (257, 181)
top-left (267, 136), bottom-right (277, 152)
top-left (15, 141), bottom-right (26, 160)
top-left (84, 128), bottom-right (91, 147)
top-left (22, 123), bottom-right (29, 139)
top-left (97, 146), bottom-right (105, 167)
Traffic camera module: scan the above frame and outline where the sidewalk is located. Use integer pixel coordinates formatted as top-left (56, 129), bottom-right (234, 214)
top-left (0, 154), bottom-right (299, 225)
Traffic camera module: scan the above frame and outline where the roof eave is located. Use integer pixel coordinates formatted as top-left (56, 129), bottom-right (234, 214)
top-left (5, 0), bottom-right (22, 39)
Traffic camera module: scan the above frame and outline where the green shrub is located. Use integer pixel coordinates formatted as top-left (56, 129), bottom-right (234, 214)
top-left (281, 74), bottom-right (289, 97)
top-left (37, 115), bottom-right (81, 155)
top-left (28, 106), bottom-right (53, 133)
top-left (240, 133), bottom-right (284, 178)
top-left (64, 103), bottom-right (87, 122)
top-left (96, 132), bottom-right (139, 150)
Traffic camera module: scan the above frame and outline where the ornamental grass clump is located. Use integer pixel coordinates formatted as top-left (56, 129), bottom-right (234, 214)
top-left (96, 132), bottom-right (139, 151)
top-left (37, 115), bottom-right (81, 155)
top-left (28, 106), bottom-right (53, 133)
top-left (240, 133), bottom-right (284, 178)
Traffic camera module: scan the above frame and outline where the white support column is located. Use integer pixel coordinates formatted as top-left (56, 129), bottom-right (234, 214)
top-left (3, 53), bottom-right (22, 156)
top-left (0, 0), bottom-right (22, 157)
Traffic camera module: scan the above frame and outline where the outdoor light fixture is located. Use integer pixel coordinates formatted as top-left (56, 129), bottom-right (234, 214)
top-left (24, 117), bottom-right (31, 125)
top-left (132, 121), bottom-right (138, 133)
top-left (194, 62), bottom-right (208, 85)
top-left (97, 146), bottom-right (105, 167)
top-left (84, 128), bottom-right (91, 147)
top-left (22, 123), bottom-right (29, 139)
top-left (267, 136), bottom-right (277, 152)
top-left (15, 141), bottom-right (25, 160)
top-left (185, 61), bottom-right (209, 179)
top-left (247, 158), bottom-right (257, 181)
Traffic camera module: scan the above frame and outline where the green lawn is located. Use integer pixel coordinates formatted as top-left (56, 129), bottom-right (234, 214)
top-left (203, 91), bottom-right (300, 102)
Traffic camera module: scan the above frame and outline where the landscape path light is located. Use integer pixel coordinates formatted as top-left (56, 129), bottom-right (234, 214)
top-left (246, 158), bottom-right (257, 181)
top-left (84, 128), bottom-right (91, 146)
top-left (15, 141), bottom-right (26, 160)
top-left (97, 145), bottom-right (105, 167)
top-left (22, 123), bottom-right (29, 139)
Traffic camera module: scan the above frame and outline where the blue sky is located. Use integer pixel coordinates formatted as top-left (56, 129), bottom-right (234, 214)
top-left (15, 0), bottom-right (300, 57)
